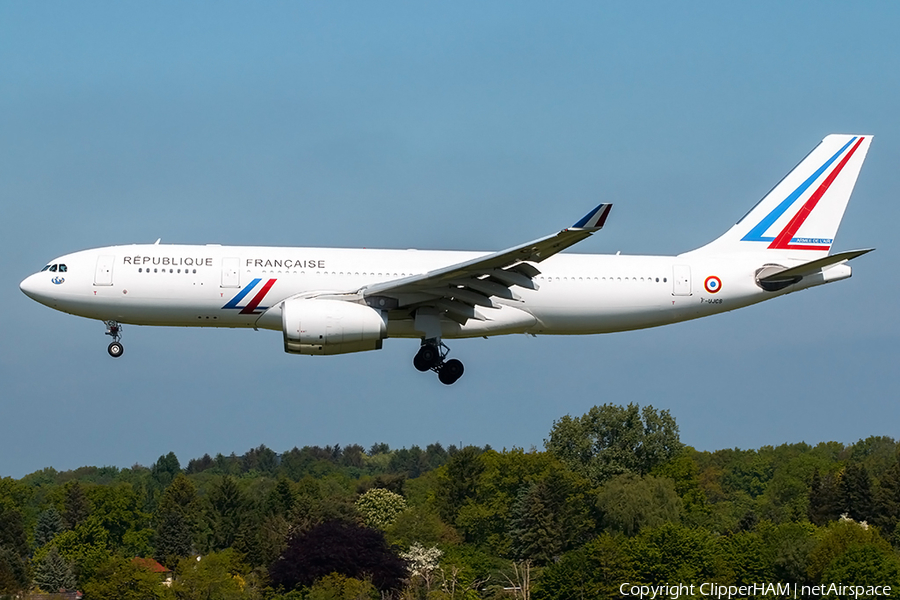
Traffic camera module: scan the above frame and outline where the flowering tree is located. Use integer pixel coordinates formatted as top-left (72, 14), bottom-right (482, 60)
top-left (355, 488), bottom-right (407, 530)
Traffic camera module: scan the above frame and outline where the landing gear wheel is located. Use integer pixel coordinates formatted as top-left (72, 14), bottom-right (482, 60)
top-left (104, 320), bottom-right (123, 358)
top-left (438, 359), bottom-right (464, 385)
top-left (413, 344), bottom-right (442, 371)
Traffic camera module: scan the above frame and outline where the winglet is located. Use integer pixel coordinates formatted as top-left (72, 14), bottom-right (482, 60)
top-left (572, 203), bottom-right (612, 230)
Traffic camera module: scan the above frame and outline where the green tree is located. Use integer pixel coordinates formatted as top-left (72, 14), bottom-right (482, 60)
top-left (82, 555), bottom-right (175, 600)
top-left (807, 519), bottom-right (892, 583)
top-left (509, 468), bottom-right (595, 564)
top-left (808, 468), bottom-right (842, 526)
top-left (155, 473), bottom-right (199, 568)
top-left (203, 475), bottom-right (249, 552)
top-left (533, 533), bottom-right (634, 600)
top-left (41, 517), bottom-right (112, 582)
top-left (821, 545), bottom-right (900, 596)
top-left (0, 498), bottom-right (29, 594)
top-left (628, 522), bottom-right (725, 583)
top-left (355, 488), bottom-right (407, 530)
top-left (61, 480), bottom-right (90, 530)
top-left (873, 456), bottom-right (900, 537)
top-left (451, 449), bottom-right (560, 554)
top-left (33, 545), bottom-right (76, 593)
top-left (88, 483), bottom-right (149, 550)
top-left (34, 506), bottom-right (65, 548)
top-left (841, 463), bottom-right (874, 523)
top-left (762, 521), bottom-right (818, 585)
top-left (151, 452), bottom-right (182, 490)
top-left (650, 452), bottom-right (708, 516)
top-left (156, 512), bottom-right (192, 570)
top-left (545, 403), bottom-right (682, 486)
top-left (266, 477), bottom-right (296, 517)
top-left (434, 446), bottom-right (485, 525)
top-left (596, 473), bottom-right (682, 536)
top-left (307, 573), bottom-right (378, 600)
top-left (385, 505), bottom-right (458, 548)
top-left (721, 530), bottom-right (773, 584)
top-left (242, 444), bottom-right (278, 474)
top-left (173, 550), bottom-right (249, 600)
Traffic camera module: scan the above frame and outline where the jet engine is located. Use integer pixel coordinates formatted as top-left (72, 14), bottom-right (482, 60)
top-left (281, 298), bottom-right (387, 355)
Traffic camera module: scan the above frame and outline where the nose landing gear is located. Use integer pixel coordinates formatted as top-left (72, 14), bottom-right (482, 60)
top-left (413, 340), bottom-right (465, 385)
top-left (105, 320), bottom-right (124, 358)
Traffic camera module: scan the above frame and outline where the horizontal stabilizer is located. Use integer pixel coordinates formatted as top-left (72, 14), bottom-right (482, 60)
top-left (759, 248), bottom-right (874, 282)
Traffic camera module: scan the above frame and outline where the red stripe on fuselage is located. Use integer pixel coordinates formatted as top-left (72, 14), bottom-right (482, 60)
top-left (240, 278), bottom-right (277, 314)
top-left (769, 136), bottom-right (865, 250)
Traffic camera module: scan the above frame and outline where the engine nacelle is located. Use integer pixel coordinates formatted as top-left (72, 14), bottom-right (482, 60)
top-left (282, 298), bottom-right (387, 355)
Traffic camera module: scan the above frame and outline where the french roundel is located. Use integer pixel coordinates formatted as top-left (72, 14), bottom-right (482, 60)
top-left (704, 276), bottom-right (722, 294)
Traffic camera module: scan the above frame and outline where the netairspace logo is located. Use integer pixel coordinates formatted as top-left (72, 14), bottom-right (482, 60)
top-left (619, 582), bottom-right (893, 599)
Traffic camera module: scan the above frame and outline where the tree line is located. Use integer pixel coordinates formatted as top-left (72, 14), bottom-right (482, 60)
top-left (2, 403), bottom-right (900, 599)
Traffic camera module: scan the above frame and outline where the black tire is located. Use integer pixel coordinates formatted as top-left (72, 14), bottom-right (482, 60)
top-left (438, 358), bottom-right (464, 385)
top-left (107, 342), bottom-right (124, 358)
top-left (413, 352), bottom-right (431, 372)
top-left (414, 345), bottom-right (440, 371)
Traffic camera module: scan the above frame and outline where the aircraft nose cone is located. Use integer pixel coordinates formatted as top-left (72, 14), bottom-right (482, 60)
top-left (20, 273), bottom-right (47, 302)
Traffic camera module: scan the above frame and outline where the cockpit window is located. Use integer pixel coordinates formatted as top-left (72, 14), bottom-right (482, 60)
top-left (49, 265), bottom-right (57, 272)
top-left (41, 265), bottom-right (51, 272)
top-left (58, 264), bottom-right (67, 272)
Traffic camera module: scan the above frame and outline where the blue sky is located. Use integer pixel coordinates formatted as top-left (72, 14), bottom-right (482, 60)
top-left (2, 2), bottom-right (899, 478)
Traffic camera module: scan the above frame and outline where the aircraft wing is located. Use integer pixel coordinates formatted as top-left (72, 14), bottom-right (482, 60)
top-left (360, 204), bottom-right (612, 322)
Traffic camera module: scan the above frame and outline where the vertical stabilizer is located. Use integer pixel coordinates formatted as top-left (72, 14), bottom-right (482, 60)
top-left (687, 135), bottom-right (872, 258)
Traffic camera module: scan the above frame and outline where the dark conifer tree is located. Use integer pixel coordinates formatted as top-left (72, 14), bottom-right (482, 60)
top-left (340, 444), bottom-right (365, 469)
top-left (151, 452), bottom-right (181, 489)
top-left (874, 456), bottom-right (900, 534)
top-left (62, 481), bottom-right (90, 530)
top-left (155, 511), bottom-right (192, 569)
top-left (265, 478), bottom-right (295, 517)
top-left (842, 463), bottom-right (875, 522)
top-left (33, 546), bottom-right (76, 592)
top-left (435, 446), bottom-right (485, 524)
top-left (0, 502), bottom-right (29, 593)
top-left (34, 506), bottom-right (65, 547)
top-left (509, 470), bottom-right (595, 565)
top-left (185, 453), bottom-right (215, 474)
top-left (205, 475), bottom-right (248, 551)
top-left (154, 473), bottom-right (199, 568)
top-left (808, 469), bottom-right (842, 525)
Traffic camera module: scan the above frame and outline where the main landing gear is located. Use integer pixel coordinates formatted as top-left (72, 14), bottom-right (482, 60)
top-left (104, 320), bottom-right (124, 358)
top-left (413, 340), bottom-right (465, 385)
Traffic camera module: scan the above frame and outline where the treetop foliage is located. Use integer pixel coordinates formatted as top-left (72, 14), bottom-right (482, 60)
top-left (3, 403), bottom-right (900, 598)
top-left (545, 403), bottom-right (683, 485)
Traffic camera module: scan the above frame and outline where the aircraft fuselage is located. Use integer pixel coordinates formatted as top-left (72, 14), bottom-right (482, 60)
top-left (20, 243), bottom-right (847, 339)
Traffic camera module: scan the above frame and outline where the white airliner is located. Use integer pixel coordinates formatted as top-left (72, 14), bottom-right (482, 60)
top-left (20, 135), bottom-right (873, 384)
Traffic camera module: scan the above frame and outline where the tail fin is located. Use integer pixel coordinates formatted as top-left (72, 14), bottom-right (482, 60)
top-left (688, 134), bottom-right (872, 258)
